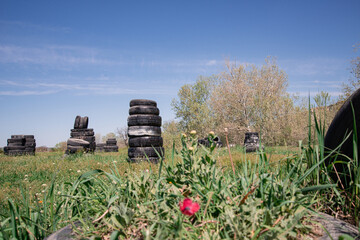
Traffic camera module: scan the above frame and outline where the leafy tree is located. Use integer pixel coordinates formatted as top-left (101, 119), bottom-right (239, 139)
top-left (210, 57), bottom-right (300, 145)
top-left (341, 43), bottom-right (360, 100)
top-left (102, 132), bottom-right (116, 143)
top-left (95, 133), bottom-right (102, 144)
top-left (116, 127), bottom-right (128, 147)
top-left (162, 120), bottom-right (182, 148)
top-left (54, 141), bottom-right (67, 151)
top-left (171, 76), bottom-right (217, 137)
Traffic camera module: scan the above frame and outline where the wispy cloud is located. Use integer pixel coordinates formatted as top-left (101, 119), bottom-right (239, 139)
top-left (0, 79), bottom-right (178, 96)
top-left (0, 44), bottom-right (121, 66)
top-left (0, 20), bottom-right (71, 33)
top-left (0, 44), bottom-right (225, 73)
top-left (280, 58), bottom-right (347, 76)
top-left (0, 90), bottom-right (59, 96)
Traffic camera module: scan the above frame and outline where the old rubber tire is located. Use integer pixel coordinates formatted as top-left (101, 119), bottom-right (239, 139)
top-left (6, 145), bottom-right (26, 150)
top-left (76, 136), bottom-right (95, 142)
top-left (74, 116), bottom-right (81, 129)
top-left (7, 138), bottom-right (25, 145)
top-left (130, 99), bottom-right (157, 107)
top-left (71, 128), bottom-right (94, 133)
top-left (79, 116), bottom-right (89, 129)
top-left (128, 136), bottom-right (163, 147)
top-left (70, 129), bottom-right (94, 137)
top-left (324, 88), bottom-right (360, 186)
top-left (129, 106), bottom-right (159, 115)
top-left (128, 115), bottom-right (162, 126)
top-left (67, 138), bottom-right (90, 147)
top-left (128, 126), bottom-right (161, 137)
top-left (11, 135), bottom-right (25, 139)
top-left (66, 145), bottom-right (85, 153)
top-left (128, 147), bottom-right (164, 158)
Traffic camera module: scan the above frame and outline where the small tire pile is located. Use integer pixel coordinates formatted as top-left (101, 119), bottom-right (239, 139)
top-left (66, 116), bottom-right (96, 154)
top-left (127, 99), bottom-right (164, 163)
top-left (4, 135), bottom-right (36, 156)
top-left (95, 143), bottom-right (106, 152)
top-left (104, 138), bottom-right (119, 152)
top-left (244, 132), bottom-right (263, 152)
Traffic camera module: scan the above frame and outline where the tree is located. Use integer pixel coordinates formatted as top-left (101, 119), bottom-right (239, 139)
top-left (341, 43), bottom-right (360, 100)
top-left (102, 132), bottom-right (116, 143)
top-left (54, 141), bottom-right (67, 151)
top-left (210, 57), bottom-right (299, 145)
top-left (116, 127), bottom-right (128, 147)
top-left (95, 133), bottom-right (102, 144)
top-left (162, 120), bottom-right (182, 148)
top-left (171, 76), bottom-right (217, 137)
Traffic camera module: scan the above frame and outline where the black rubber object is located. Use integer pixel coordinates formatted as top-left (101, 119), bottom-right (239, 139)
top-left (324, 88), bottom-right (360, 185)
top-left (130, 99), bottom-right (157, 107)
top-left (7, 138), bottom-right (25, 145)
top-left (128, 115), bottom-right (162, 126)
top-left (128, 126), bottom-right (161, 137)
top-left (128, 147), bottom-right (164, 158)
top-left (76, 136), bottom-right (95, 142)
top-left (129, 106), bottom-right (159, 115)
top-left (71, 128), bottom-right (94, 133)
top-left (11, 135), bottom-right (25, 139)
top-left (6, 145), bottom-right (26, 150)
top-left (5, 150), bottom-right (26, 156)
top-left (67, 138), bottom-right (90, 146)
top-left (66, 145), bottom-right (85, 152)
top-left (79, 116), bottom-right (89, 129)
top-left (25, 143), bottom-right (36, 148)
top-left (74, 116), bottom-right (81, 129)
top-left (128, 136), bottom-right (163, 147)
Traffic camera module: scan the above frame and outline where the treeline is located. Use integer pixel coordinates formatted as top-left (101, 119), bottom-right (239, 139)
top-left (165, 57), bottom-right (356, 147)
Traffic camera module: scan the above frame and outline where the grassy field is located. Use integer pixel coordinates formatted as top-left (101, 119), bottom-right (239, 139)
top-left (0, 145), bottom-right (298, 216)
top-left (0, 135), bottom-right (358, 239)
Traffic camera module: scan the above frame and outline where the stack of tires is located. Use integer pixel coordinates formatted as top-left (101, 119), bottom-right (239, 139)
top-left (244, 132), bottom-right (263, 152)
top-left (104, 138), bottom-right (118, 152)
top-left (66, 116), bottom-right (96, 154)
top-left (95, 143), bottom-right (106, 152)
top-left (4, 135), bottom-right (36, 156)
top-left (127, 99), bottom-right (164, 163)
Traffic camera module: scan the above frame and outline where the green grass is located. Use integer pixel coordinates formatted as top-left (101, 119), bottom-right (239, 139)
top-left (0, 126), bottom-right (359, 239)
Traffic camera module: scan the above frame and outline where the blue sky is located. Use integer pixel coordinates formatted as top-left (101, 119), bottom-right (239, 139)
top-left (0, 1), bottom-right (359, 147)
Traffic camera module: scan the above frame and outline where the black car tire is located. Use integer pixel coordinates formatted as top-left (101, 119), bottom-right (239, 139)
top-left (74, 116), bottom-right (81, 129)
top-left (130, 99), bottom-right (157, 107)
top-left (128, 115), bottom-right (162, 126)
top-left (7, 138), bottom-right (25, 145)
top-left (128, 136), bottom-right (163, 147)
top-left (324, 88), bottom-right (360, 185)
top-left (128, 147), bottom-right (164, 158)
top-left (79, 116), bottom-right (89, 129)
top-left (128, 126), bottom-right (161, 137)
top-left (67, 138), bottom-right (90, 147)
top-left (129, 106), bottom-right (159, 115)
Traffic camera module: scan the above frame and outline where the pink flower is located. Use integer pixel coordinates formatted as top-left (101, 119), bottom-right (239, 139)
top-left (179, 198), bottom-right (200, 216)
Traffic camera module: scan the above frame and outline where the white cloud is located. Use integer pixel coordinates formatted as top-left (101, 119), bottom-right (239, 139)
top-left (205, 60), bottom-right (218, 66)
top-left (280, 58), bottom-right (347, 76)
top-left (0, 79), bottom-right (178, 96)
top-left (0, 44), bottom-right (120, 66)
top-left (0, 90), bottom-right (59, 96)
top-left (0, 20), bottom-right (71, 33)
